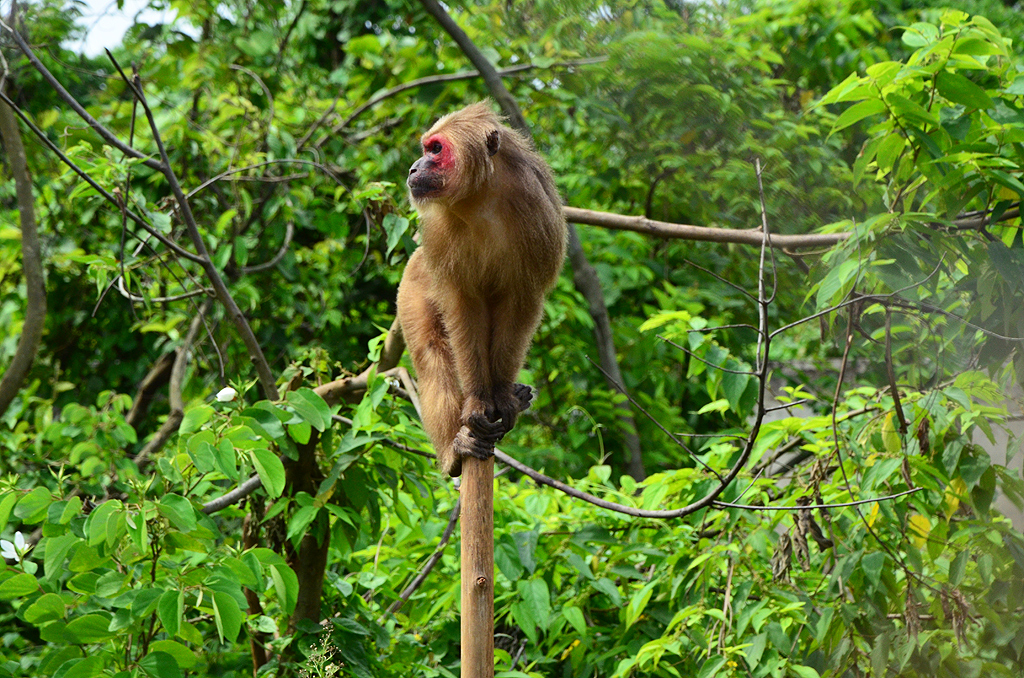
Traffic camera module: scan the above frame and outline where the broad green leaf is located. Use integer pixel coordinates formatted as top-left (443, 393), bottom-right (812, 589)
top-left (518, 579), bottom-right (551, 631)
top-left (149, 640), bottom-right (197, 669)
top-left (158, 589), bottom-right (184, 637)
top-left (270, 564), bottom-right (298, 614)
top-left (139, 650), bottom-right (182, 678)
top-left (0, 573), bottom-right (38, 599)
top-left (286, 506), bottom-right (320, 541)
top-left (56, 657), bottom-right (105, 678)
top-left (0, 493), bottom-right (18, 532)
top-left (14, 487), bottom-right (52, 524)
top-left (212, 590), bottom-right (242, 642)
top-left (65, 613), bottom-right (115, 643)
top-left (286, 388), bottom-right (331, 432)
top-left (936, 71), bottom-right (993, 110)
top-left (562, 605), bottom-right (587, 634)
top-left (250, 448), bottom-right (286, 498)
top-left (383, 213), bottom-right (410, 255)
top-left (43, 535), bottom-right (80, 579)
top-left (625, 580), bottom-right (656, 629)
top-left (24, 593), bottom-right (65, 624)
top-left (831, 99), bottom-right (885, 134)
top-left (179, 405), bottom-right (213, 435)
top-left (158, 495), bottom-right (197, 533)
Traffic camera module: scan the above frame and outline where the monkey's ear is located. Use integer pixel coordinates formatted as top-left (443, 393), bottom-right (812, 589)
top-left (486, 130), bottom-right (501, 157)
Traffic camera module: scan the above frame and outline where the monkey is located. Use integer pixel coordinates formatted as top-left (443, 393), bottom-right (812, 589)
top-left (396, 101), bottom-right (567, 477)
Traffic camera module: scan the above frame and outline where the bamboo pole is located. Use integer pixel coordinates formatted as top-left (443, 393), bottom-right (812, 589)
top-left (460, 455), bottom-right (494, 678)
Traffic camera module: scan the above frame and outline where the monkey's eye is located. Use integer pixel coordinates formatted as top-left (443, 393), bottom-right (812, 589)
top-left (428, 140), bottom-right (443, 154)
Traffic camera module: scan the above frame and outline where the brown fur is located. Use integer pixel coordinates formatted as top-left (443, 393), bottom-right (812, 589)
top-left (396, 102), bottom-right (567, 476)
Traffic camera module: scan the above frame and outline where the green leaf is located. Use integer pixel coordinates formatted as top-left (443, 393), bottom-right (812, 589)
top-left (861, 552), bottom-right (886, 588)
top-left (383, 214), bottom-right (410, 256)
top-left (518, 579), bottom-right (551, 631)
top-left (949, 550), bottom-right (968, 586)
top-left (270, 563), bottom-right (298, 614)
top-left (562, 605), bottom-right (587, 634)
top-left (250, 448), bottom-right (286, 498)
top-left (56, 657), bottom-right (105, 678)
top-left (85, 500), bottom-right (123, 546)
top-left (179, 405), bottom-right (213, 435)
top-left (65, 613), bottom-right (115, 643)
top-left (0, 573), bottom-right (38, 599)
top-left (886, 93), bottom-right (939, 126)
top-left (286, 506), bottom-right (321, 541)
top-left (831, 99), bottom-right (885, 134)
top-left (790, 667), bottom-right (822, 678)
top-left (286, 388), bottom-right (331, 432)
top-left (721, 368), bottom-right (749, 412)
top-left (157, 495), bottom-right (197, 533)
top-left (149, 640), bottom-right (197, 669)
top-left (158, 589), bottom-right (184, 637)
top-left (593, 578), bottom-right (621, 606)
top-left (0, 493), bottom-right (18, 532)
top-left (936, 71), bottom-right (993, 110)
top-left (43, 535), bottom-right (79, 580)
top-left (24, 593), bottom-right (66, 624)
top-left (625, 580), bottom-right (656, 629)
top-left (212, 590), bottom-right (242, 642)
top-left (14, 487), bottom-right (52, 523)
top-left (697, 656), bottom-right (727, 678)
top-left (139, 651), bottom-right (182, 678)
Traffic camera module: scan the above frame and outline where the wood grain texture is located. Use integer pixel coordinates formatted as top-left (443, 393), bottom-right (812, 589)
top-left (460, 456), bottom-right (494, 678)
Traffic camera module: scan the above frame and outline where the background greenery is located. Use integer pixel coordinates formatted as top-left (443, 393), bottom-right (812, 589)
top-left (0, 0), bottom-right (1023, 676)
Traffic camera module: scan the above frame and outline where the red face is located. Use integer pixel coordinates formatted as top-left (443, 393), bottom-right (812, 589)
top-left (408, 134), bottom-right (453, 200)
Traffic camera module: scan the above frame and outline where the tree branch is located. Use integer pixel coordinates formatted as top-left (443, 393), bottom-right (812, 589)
top-left (0, 82), bottom-right (46, 418)
top-left (565, 207), bottom-right (848, 249)
top-left (106, 52), bottom-right (281, 401)
top-left (385, 497), bottom-right (460, 617)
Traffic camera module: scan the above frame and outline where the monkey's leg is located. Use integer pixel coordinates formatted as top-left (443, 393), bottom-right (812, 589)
top-left (439, 288), bottom-right (506, 441)
top-left (487, 297), bottom-right (545, 435)
top-left (397, 254), bottom-right (466, 476)
top-left (416, 343), bottom-right (466, 476)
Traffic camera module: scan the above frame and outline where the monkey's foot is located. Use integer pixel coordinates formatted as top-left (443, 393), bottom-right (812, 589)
top-left (491, 383), bottom-right (535, 436)
top-left (512, 383), bottom-right (535, 411)
top-left (454, 425), bottom-right (497, 461)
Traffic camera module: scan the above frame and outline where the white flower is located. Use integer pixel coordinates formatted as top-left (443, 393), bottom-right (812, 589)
top-left (1, 531), bottom-right (27, 562)
top-left (215, 387), bottom-right (238, 402)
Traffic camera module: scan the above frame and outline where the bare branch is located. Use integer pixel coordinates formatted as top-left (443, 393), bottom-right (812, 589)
top-left (0, 83), bottom-right (45, 417)
top-left (0, 90), bottom-right (206, 263)
top-left (1, 24), bottom-right (163, 171)
top-left (240, 222), bottom-right (294, 274)
top-left (201, 474), bottom-right (263, 514)
top-left (106, 51), bottom-right (280, 401)
top-left (308, 57), bottom-right (605, 149)
top-left (714, 487), bottom-right (923, 511)
top-left (566, 206), bottom-right (848, 250)
top-left (385, 497), bottom-right (460, 616)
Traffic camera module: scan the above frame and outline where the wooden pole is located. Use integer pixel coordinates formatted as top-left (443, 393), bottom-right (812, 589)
top-left (460, 455), bottom-right (494, 678)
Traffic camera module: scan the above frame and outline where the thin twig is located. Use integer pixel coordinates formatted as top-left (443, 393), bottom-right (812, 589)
top-left (0, 90), bottom-right (206, 264)
top-left (714, 487), bottom-right (923, 510)
top-left (384, 497), bottom-right (461, 617)
top-left (107, 50), bottom-right (280, 401)
top-left (240, 222), bottom-right (294, 274)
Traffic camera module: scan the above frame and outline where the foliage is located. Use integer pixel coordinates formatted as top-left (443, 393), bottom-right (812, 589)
top-left (0, 0), bottom-right (1022, 677)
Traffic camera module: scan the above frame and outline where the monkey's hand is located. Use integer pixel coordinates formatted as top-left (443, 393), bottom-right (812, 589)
top-left (454, 424), bottom-right (499, 462)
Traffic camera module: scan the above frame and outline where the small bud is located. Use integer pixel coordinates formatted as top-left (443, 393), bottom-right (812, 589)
top-left (215, 387), bottom-right (237, 402)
